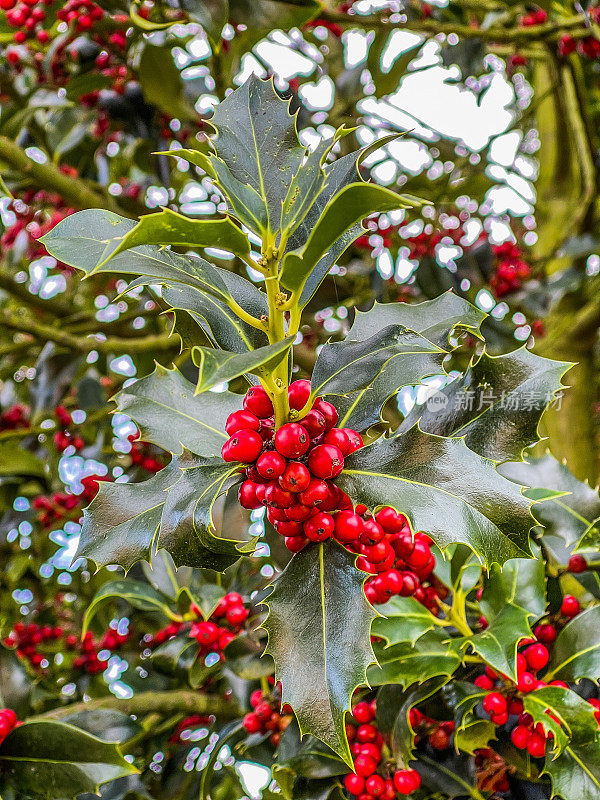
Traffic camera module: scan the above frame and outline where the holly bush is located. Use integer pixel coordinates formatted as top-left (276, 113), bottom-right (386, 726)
top-left (3, 2), bottom-right (600, 800)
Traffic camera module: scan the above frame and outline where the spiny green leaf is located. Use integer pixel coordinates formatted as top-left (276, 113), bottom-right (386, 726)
top-left (280, 182), bottom-right (420, 296)
top-left (262, 540), bottom-right (376, 766)
top-left (100, 207), bottom-right (251, 262)
top-left (399, 348), bottom-right (571, 462)
top-left (546, 606), bottom-right (600, 682)
top-left (338, 426), bottom-right (535, 567)
top-left (311, 324), bottom-right (445, 400)
top-left (368, 630), bottom-right (462, 687)
top-left (114, 365), bottom-right (243, 456)
top-left (348, 292), bottom-right (486, 349)
top-left (0, 720), bottom-right (136, 799)
top-left (209, 75), bottom-right (305, 233)
top-left (372, 595), bottom-right (441, 646)
top-left (480, 557), bottom-right (547, 620)
top-left (460, 602), bottom-right (533, 681)
top-left (453, 683), bottom-right (497, 756)
top-left (82, 578), bottom-right (175, 636)
top-left (191, 337), bottom-right (293, 394)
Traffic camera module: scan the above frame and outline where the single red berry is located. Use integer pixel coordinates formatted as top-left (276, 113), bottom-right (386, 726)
top-left (276, 520), bottom-right (304, 536)
top-left (527, 732), bottom-right (546, 758)
top-left (334, 511), bottom-right (364, 543)
top-left (265, 483), bottom-right (296, 509)
top-left (356, 723), bottom-right (378, 743)
top-left (517, 671), bottom-right (536, 693)
top-left (366, 774), bottom-right (385, 797)
top-left (534, 623), bottom-right (557, 644)
top-left (561, 595), bottom-right (580, 617)
top-left (285, 503), bottom-right (315, 521)
top-left (243, 386), bottom-right (274, 418)
top-left (344, 773), bottom-right (365, 795)
top-left (302, 409), bottom-right (327, 438)
top-left (511, 725), bottom-right (531, 749)
top-left (393, 769), bottom-right (420, 794)
top-left (274, 423), bottom-right (310, 458)
top-left (226, 605), bottom-right (248, 626)
top-left (568, 555), bottom-right (587, 574)
top-left (279, 461), bottom-right (311, 493)
top-left (429, 727), bottom-right (450, 749)
top-left (323, 428), bottom-right (351, 454)
top-left (474, 675), bottom-right (494, 691)
top-left (525, 643), bottom-right (549, 672)
top-left (307, 444), bottom-right (344, 479)
top-left (375, 506), bottom-right (405, 533)
top-left (483, 692), bottom-right (507, 716)
top-left (298, 478), bottom-right (329, 507)
top-left (359, 519), bottom-right (384, 546)
top-left (256, 451), bottom-right (286, 480)
top-left (284, 535), bottom-right (307, 552)
top-left (304, 512), bottom-right (334, 542)
top-left (311, 399), bottom-right (338, 429)
top-left (226, 410), bottom-right (260, 436)
top-left (354, 754), bottom-right (377, 778)
top-left (255, 701), bottom-right (273, 721)
top-left (222, 430), bottom-right (263, 463)
top-left (288, 379), bottom-right (311, 411)
top-left (243, 712), bottom-right (262, 733)
top-left (239, 480), bottom-right (261, 509)
top-left (361, 541), bottom-right (393, 564)
top-left (192, 621), bottom-right (220, 645)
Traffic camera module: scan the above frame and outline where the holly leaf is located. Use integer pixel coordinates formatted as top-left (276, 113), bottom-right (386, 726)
top-left (311, 325), bottom-right (445, 401)
top-left (399, 348), bottom-right (571, 462)
top-left (461, 603), bottom-right (533, 681)
top-left (545, 606), bottom-right (600, 682)
top-left (500, 454), bottom-right (600, 552)
top-left (114, 365), bottom-right (243, 456)
top-left (337, 426), bottom-right (535, 567)
top-left (280, 182), bottom-right (420, 297)
top-left (208, 75), bottom-right (305, 234)
top-left (372, 596), bottom-right (441, 646)
top-left (479, 557), bottom-right (547, 620)
top-left (139, 42), bottom-right (196, 120)
top-left (262, 540), bottom-right (376, 765)
top-left (521, 686), bottom-right (600, 800)
top-left (0, 443), bottom-right (46, 480)
top-left (453, 683), bottom-right (496, 756)
top-left (368, 630), bottom-right (462, 687)
top-left (77, 455), bottom-right (249, 572)
top-left (101, 207), bottom-right (251, 261)
top-left (0, 720), bottom-right (135, 798)
top-left (82, 578), bottom-right (175, 636)
top-left (415, 751), bottom-right (478, 799)
top-left (191, 337), bottom-right (293, 394)
top-left (348, 293), bottom-right (486, 349)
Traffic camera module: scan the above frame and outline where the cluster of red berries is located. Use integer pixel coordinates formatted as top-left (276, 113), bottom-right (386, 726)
top-left (0, 709), bottom-right (19, 745)
top-left (354, 511), bottom-right (440, 609)
top-left (474, 596), bottom-right (595, 761)
top-left (344, 699), bottom-right (422, 798)
top-left (4, 622), bottom-right (64, 669)
top-left (520, 8), bottom-right (547, 26)
top-left (489, 241), bottom-right (531, 298)
top-left (32, 473), bottom-right (110, 528)
top-left (1, 186), bottom-right (75, 273)
top-left (242, 690), bottom-right (293, 747)
top-left (69, 628), bottom-right (129, 675)
top-left (0, 404), bottom-right (29, 432)
top-left (225, 380), bottom-right (364, 553)
top-left (53, 405), bottom-right (84, 453)
top-left (127, 432), bottom-right (165, 474)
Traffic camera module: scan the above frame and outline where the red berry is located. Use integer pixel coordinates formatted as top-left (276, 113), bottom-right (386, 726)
top-left (192, 621), bottom-right (219, 645)
top-left (226, 605), bottom-right (248, 626)
top-left (243, 386), bottom-right (274, 418)
top-left (517, 671), bottom-right (536, 693)
top-left (243, 712), bottom-right (262, 733)
top-left (526, 732), bottom-right (546, 758)
top-left (284, 535), bottom-right (307, 552)
top-left (561, 595), bottom-right (580, 617)
top-left (359, 520), bottom-right (384, 546)
top-left (525, 643), bottom-right (549, 672)
top-left (356, 723), bottom-right (378, 743)
top-left (288, 379), bottom-right (311, 411)
top-left (393, 769), bottom-right (420, 794)
top-left (298, 478), bottom-right (329, 507)
top-left (375, 507), bottom-right (405, 533)
top-left (483, 692), bottom-right (507, 716)
top-left (304, 512), bottom-right (334, 542)
top-left (274, 423), bottom-right (310, 458)
top-left (568, 555), bottom-right (587, 574)
top-left (534, 623), bottom-right (557, 644)
top-left (276, 520), bottom-right (304, 536)
top-left (345, 429), bottom-right (364, 453)
top-left (302, 409), bottom-right (327, 438)
top-left (334, 511), bottom-right (364, 543)
top-left (366, 775), bottom-right (385, 797)
top-left (279, 461), bottom-right (311, 493)
top-left (354, 754), bottom-right (377, 778)
top-left (265, 483), bottom-right (296, 509)
top-left (285, 503), bottom-right (315, 521)
top-left (474, 675), bottom-right (494, 691)
top-left (323, 428), bottom-right (351, 454)
top-left (511, 725), bottom-right (530, 749)
top-left (250, 690), bottom-right (263, 708)
top-left (344, 773), bottom-right (366, 795)
top-left (256, 451), bottom-right (286, 480)
top-left (226, 410), bottom-right (260, 436)
top-left (222, 430), bottom-right (263, 463)
top-left (307, 444), bottom-right (344, 479)
top-left (312, 399), bottom-right (338, 429)
top-left (255, 701), bottom-right (272, 721)
top-left (239, 480), bottom-right (261, 509)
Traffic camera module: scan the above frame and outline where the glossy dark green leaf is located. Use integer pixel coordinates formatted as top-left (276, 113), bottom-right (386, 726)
top-left (150, 634), bottom-right (199, 677)
top-left (163, 283), bottom-right (269, 353)
top-left (191, 336), bottom-right (293, 394)
top-left (103, 207), bottom-right (251, 261)
top-left (209, 75), bottom-right (305, 233)
top-left (348, 292), bottom-right (486, 349)
top-left (275, 719), bottom-right (347, 781)
top-left (0, 720), bottom-right (135, 798)
top-left (114, 365), bottom-right (242, 456)
top-left (501, 454), bottom-right (600, 552)
top-left (77, 455), bottom-right (249, 572)
top-left (280, 182), bottom-right (420, 296)
top-left (139, 42), bottom-right (196, 120)
top-left (479, 557), bottom-right (547, 620)
top-left (545, 606), bottom-right (600, 682)
top-left (338, 426), bottom-right (535, 567)
top-left (415, 751), bottom-right (478, 799)
top-left (399, 348), bottom-right (571, 462)
top-left (223, 634), bottom-right (274, 680)
top-left (521, 686), bottom-right (600, 799)
top-left (311, 325), bottom-right (445, 401)
top-left (82, 579), bottom-right (175, 635)
top-left (262, 540), bottom-right (376, 765)
top-left (372, 595), bottom-right (441, 646)
top-left (461, 603), bottom-right (533, 681)
top-left (60, 709), bottom-right (142, 744)
top-left (368, 630), bottom-right (462, 687)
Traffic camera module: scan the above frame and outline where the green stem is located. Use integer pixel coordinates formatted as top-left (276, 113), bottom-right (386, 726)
top-left (264, 268), bottom-right (291, 428)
